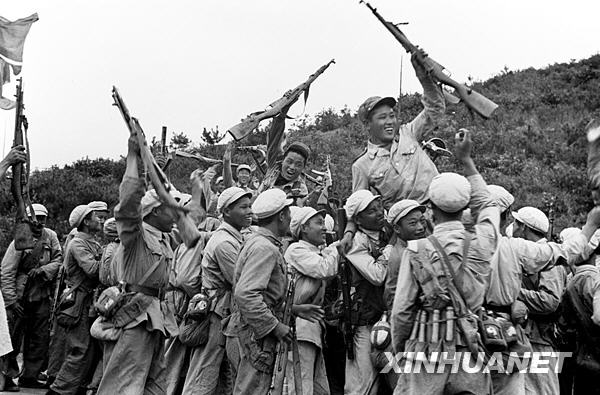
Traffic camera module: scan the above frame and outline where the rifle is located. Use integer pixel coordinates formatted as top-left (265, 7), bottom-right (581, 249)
top-left (336, 208), bottom-right (355, 360)
top-left (112, 87), bottom-right (185, 213)
top-left (11, 78), bottom-right (39, 250)
top-left (269, 271), bottom-right (302, 395)
top-left (227, 59), bottom-right (336, 141)
top-left (360, 1), bottom-right (499, 119)
top-left (49, 265), bottom-right (65, 337)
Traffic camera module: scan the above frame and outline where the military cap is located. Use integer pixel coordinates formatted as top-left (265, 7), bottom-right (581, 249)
top-left (358, 96), bottom-right (396, 124)
top-left (290, 206), bottom-right (325, 238)
top-left (429, 173), bottom-right (471, 213)
top-left (69, 204), bottom-right (93, 228)
top-left (387, 199), bottom-right (426, 225)
top-left (512, 207), bottom-right (549, 234)
top-left (252, 188), bottom-right (293, 220)
top-left (344, 189), bottom-right (380, 220)
top-left (218, 187), bottom-right (252, 213)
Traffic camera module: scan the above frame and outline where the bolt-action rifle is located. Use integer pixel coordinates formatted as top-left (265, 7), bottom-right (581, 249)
top-left (360, 1), bottom-right (498, 119)
top-left (336, 208), bottom-right (355, 360)
top-left (227, 59), bottom-right (336, 141)
top-left (11, 78), bottom-right (40, 250)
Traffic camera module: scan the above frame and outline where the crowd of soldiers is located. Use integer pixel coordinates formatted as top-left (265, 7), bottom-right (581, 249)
top-left (0, 56), bottom-right (599, 395)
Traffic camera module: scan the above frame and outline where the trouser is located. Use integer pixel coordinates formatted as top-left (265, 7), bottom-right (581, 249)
top-left (286, 340), bottom-right (330, 395)
top-left (231, 336), bottom-right (275, 395)
top-left (50, 312), bottom-right (98, 394)
top-left (164, 336), bottom-right (190, 395)
top-left (394, 346), bottom-right (492, 395)
top-left (98, 323), bottom-right (166, 395)
top-left (345, 325), bottom-right (379, 395)
top-left (524, 343), bottom-right (560, 395)
top-left (47, 319), bottom-right (67, 379)
top-left (5, 298), bottom-right (50, 380)
top-left (225, 335), bottom-right (241, 381)
top-left (182, 313), bottom-right (232, 395)
top-left (491, 371), bottom-right (525, 395)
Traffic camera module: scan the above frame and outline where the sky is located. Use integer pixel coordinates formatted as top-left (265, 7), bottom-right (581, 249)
top-left (1, 0), bottom-right (599, 169)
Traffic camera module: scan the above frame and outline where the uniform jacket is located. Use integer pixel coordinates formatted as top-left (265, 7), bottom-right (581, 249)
top-left (391, 174), bottom-right (500, 352)
top-left (1, 227), bottom-right (62, 307)
top-left (351, 78), bottom-right (445, 209)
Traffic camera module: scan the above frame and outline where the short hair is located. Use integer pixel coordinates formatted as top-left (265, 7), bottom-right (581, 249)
top-left (283, 142), bottom-right (310, 164)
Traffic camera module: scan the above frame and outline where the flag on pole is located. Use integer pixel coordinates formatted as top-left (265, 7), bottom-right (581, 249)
top-left (0, 13), bottom-right (38, 110)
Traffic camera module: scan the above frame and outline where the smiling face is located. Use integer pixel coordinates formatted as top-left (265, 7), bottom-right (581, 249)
top-left (237, 169), bottom-right (251, 186)
top-left (280, 151), bottom-right (306, 182)
top-left (224, 196), bottom-right (253, 230)
top-left (300, 214), bottom-right (326, 247)
top-left (356, 198), bottom-right (385, 231)
top-left (394, 209), bottom-right (427, 241)
top-left (367, 104), bottom-right (397, 146)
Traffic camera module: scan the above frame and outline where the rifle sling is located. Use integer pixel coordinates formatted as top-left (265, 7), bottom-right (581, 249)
top-left (428, 232), bottom-right (472, 316)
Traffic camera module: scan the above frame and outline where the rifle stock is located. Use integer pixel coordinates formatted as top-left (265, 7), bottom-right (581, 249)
top-left (227, 59), bottom-right (336, 141)
top-left (112, 87), bottom-right (186, 213)
top-left (361, 1), bottom-right (498, 119)
top-left (336, 208), bottom-right (355, 360)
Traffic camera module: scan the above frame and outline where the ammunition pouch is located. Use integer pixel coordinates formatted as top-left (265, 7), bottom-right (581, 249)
top-left (178, 314), bottom-right (210, 347)
top-left (56, 287), bottom-right (90, 328)
top-left (94, 285), bottom-right (126, 318)
top-left (111, 293), bottom-right (153, 328)
top-left (238, 323), bottom-right (276, 374)
top-left (90, 315), bottom-right (122, 342)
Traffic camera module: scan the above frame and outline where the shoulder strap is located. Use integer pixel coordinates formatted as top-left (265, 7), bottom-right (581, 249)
top-left (138, 257), bottom-right (163, 287)
top-left (428, 234), bottom-right (472, 316)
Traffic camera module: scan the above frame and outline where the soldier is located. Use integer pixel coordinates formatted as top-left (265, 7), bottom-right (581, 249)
top-left (235, 164), bottom-right (254, 192)
top-left (343, 189), bottom-right (391, 394)
top-left (560, 249), bottom-right (600, 394)
top-left (1, 203), bottom-right (62, 390)
top-left (284, 206), bottom-right (339, 394)
top-left (98, 218), bottom-right (119, 287)
top-left (510, 207), bottom-right (567, 395)
top-left (181, 186), bottom-right (253, 394)
top-left (96, 132), bottom-right (200, 393)
top-left (225, 188), bottom-right (294, 394)
top-left (384, 199), bottom-right (427, 311)
top-left (391, 129), bottom-right (499, 394)
top-left (48, 203), bottom-right (105, 395)
top-left (483, 188), bottom-right (600, 395)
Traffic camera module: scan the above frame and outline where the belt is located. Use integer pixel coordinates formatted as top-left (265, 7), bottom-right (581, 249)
top-left (484, 304), bottom-right (511, 315)
top-left (126, 284), bottom-right (160, 298)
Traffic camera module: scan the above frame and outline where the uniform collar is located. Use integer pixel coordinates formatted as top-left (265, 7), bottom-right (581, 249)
top-left (297, 239), bottom-right (322, 252)
top-left (575, 265), bottom-right (598, 275)
top-left (219, 221), bottom-right (244, 244)
top-left (358, 227), bottom-right (381, 242)
top-left (367, 140), bottom-right (391, 159)
top-left (254, 227), bottom-right (282, 247)
top-left (433, 220), bottom-right (465, 235)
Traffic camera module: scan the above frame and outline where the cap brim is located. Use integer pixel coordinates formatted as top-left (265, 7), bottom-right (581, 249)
top-left (370, 97), bottom-right (397, 115)
top-left (511, 211), bottom-right (522, 223)
top-left (390, 204), bottom-right (426, 225)
top-left (284, 198), bottom-right (294, 207)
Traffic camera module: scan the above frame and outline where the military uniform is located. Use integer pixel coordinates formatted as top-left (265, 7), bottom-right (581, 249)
top-left (51, 231), bottom-right (101, 394)
top-left (1, 227), bottom-right (62, 382)
top-left (284, 239), bottom-right (339, 394)
top-left (181, 221), bottom-right (243, 394)
top-left (352, 81), bottom-right (445, 210)
top-left (97, 176), bottom-right (179, 394)
top-left (519, 250), bottom-right (568, 395)
top-left (391, 173), bottom-right (499, 395)
top-left (225, 227), bottom-right (288, 395)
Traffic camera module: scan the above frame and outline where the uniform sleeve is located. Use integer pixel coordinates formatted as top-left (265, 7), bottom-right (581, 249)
top-left (41, 230), bottom-right (62, 281)
top-left (510, 237), bottom-right (572, 274)
top-left (214, 239), bottom-right (239, 286)
top-left (234, 243), bottom-right (280, 339)
top-left (391, 249), bottom-right (420, 353)
top-left (1, 242), bottom-right (20, 308)
top-left (468, 174), bottom-right (500, 269)
top-left (115, 175), bottom-right (145, 250)
top-left (352, 161), bottom-right (369, 193)
top-left (519, 266), bottom-right (566, 315)
top-left (403, 77), bottom-right (445, 141)
top-left (284, 243), bottom-right (338, 279)
top-left (345, 234), bottom-right (388, 286)
top-left (384, 244), bottom-right (402, 311)
top-left (69, 238), bottom-right (100, 279)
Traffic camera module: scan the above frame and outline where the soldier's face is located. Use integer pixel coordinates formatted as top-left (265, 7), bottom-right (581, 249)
top-left (281, 152), bottom-right (306, 181)
top-left (394, 209), bottom-right (427, 241)
top-left (367, 105), bottom-right (397, 145)
top-left (300, 214), bottom-right (326, 246)
top-left (237, 169), bottom-right (251, 185)
top-left (225, 196), bottom-right (253, 229)
top-left (153, 205), bottom-right (177, 233)
top-left (356, 198), bottom-right (385, 231)
top-left (85, 212), bottom-right (105, 233)
top-left (36, 215), bottom-right (47, 226)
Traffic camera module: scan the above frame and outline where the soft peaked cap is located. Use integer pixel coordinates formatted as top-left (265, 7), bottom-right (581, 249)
top-left (252, 188), bottom-right (293, 220)
top-left (218, 187), bottom-right (252, 213)
top-left (512, 206), bottom-right (549, 234)
top-left (290, 207), bottom-right (325, 238)
top-left (387, 199), bottom-right (426, 225)
top-left (429, 173), bottom-right (471, 213)
top-left (344, 190), bottom-right (380, 219)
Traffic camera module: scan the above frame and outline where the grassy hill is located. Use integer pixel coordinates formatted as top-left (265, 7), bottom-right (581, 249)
top-left (1, 54), bottom-right (600, 252)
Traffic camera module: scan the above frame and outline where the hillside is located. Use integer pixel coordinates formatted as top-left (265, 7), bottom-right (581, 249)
top-left (1, 55), bottom-right (600, 252)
